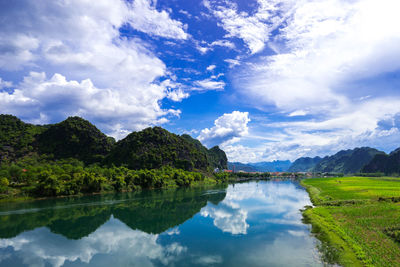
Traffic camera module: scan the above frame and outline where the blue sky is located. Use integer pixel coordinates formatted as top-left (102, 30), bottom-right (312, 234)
top-left (1, 0), bottom-right (400, 162)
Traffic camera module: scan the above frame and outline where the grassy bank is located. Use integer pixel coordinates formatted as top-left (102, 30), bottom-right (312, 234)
top-left (301, 177), bottom-right (400, 266)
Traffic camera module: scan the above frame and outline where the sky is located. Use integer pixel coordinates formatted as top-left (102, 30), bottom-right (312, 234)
top-left (1, 0), bottom-right (400, 163)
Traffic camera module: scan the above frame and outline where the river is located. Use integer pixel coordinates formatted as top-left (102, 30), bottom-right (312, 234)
top-left (0, 180), bottom-right (323, 266)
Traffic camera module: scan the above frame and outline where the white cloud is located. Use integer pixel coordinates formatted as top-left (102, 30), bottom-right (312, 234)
top-left (0, 78), bottom-right (12, 89)
top-left (0, 218), bottom-right (186, 267)
top-left (221, 144), bottom-right (265, 163)
top-left (193, 78), bottom-right (225, 91)
top-left (198, 111), bottom-right (250, 147)
top-left (288, 110), bottom-right (307, 117)
top-left (239, 0), bottom-right (400, 113)
top-left (166, 88), bottom-right (189, 102)
top-left (178, 9), bottom-right (192, 19)
top-left (0, 72), bottom-right (180, 139)
top-left (224, 58), bottom-right (240, 68)
top-left (201, 203), bottom-right (249, 235)
top-left (194, 39), bottom-right (235, 54)
top-left (0, 0), bottom-right (187, 138)
top-left (210, 40), bottom-right (236, 50)
top-left (206, 65), bottom-right (216, 71)
top-left (128, 0), bottom-right (188, 40)
top-left (193, 255), bottom-right (223, 265)
top-left (204, 0), bottom-right (289, 54)
top-left (222, 0), bottom-right (400, 162)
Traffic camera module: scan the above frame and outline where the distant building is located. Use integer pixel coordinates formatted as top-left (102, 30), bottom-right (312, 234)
top-left (223, 170), bottom-right (233, 173)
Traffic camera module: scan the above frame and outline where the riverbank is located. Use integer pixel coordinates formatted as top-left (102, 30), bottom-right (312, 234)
top-left (0, 173), bottom-right (226, 204)
top-left (301, 177), bottom-right (400, 267)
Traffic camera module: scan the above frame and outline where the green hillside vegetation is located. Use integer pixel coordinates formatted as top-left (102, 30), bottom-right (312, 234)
top-left (302, 177), bottom-right (400, 266)
top-left (0, 115), bottom-right (229, 200)
top-left (313, 147), bottom-right (384, 174)
top-left (105, 127), bottom-right (211, 171)
top-left (180, 134), bottom-right (227, 169)
top-left (37, 116), bottom-right (115, 164)
top-left (0, 115), bottom-right (46, 162)
top-left (288, 156), bottom-right (322, 172)
top-left (362, 148), bottom-right (400, 175)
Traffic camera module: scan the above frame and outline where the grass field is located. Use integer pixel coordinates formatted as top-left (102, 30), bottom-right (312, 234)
top-left (301, 177), bottom-right (400, 267)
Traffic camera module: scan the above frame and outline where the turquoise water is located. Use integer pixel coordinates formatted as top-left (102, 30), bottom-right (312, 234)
top-left (0, 181), bottom-right (323, 266)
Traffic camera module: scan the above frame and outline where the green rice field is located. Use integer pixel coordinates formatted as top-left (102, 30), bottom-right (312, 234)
top-left (301, 177), bottom-right (400, 267)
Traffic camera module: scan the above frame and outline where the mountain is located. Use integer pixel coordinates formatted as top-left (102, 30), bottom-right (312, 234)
top-left (313, 147), bottom-right (385, 174)
top-left (181, 134), bottom-right (227, 169)
top-left (228, 160), bottom-right (292, 172)
top-left (37, 116), bottom-right (115, 164)
top-left (104, 127), bottom-right (224, 171)
top-left (207, 146), bottom-right (228, 170)
top-left (1, 115), bottom-right (227, 172)
top-left (228, 162), bottom-right (257, 172)
top-left (288, 156), bottom-right (322, 172)
top-left (362, 148), bottom-right (400, 174)
top-left (251, 160), bottom-right (292, 172)
top-left (0, 114), bottom-right (46, 162)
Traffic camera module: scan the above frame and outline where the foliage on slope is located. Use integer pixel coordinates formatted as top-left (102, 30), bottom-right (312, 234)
top-left (0, 115), bottom-right (229, 199)
top-left (37, 116), bottom-right (115, 164)
top-left (0, 115), bottom-right (46, 162)
top-left (288, 156), bottom-right (322, 172)
top-left (181, 134), bottom-right (228, 169)
top-left (362, 148), bottom-right (400, 175)
top-left (313, 147), bottom-right (385, 174)
top-left (105, 127), bottom-right (211, 171)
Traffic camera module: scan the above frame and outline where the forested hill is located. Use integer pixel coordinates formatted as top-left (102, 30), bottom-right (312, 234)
top-left (288, 156), bottom-right (322, 172)
top-left (0, 114), bottom-right (227, 171)
top-left (313, 147), bottom-right (385, 174)
top-left (362, 147), bottom-right (400, 174)
top-left (104, 127), bottom-right (227, 171)
top-left (0, 115), bottom-right (46, 162)
top-left (36, 116), bottom-right (115, 164)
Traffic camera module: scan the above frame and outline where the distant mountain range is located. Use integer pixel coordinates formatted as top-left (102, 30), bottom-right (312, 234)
top-left (288, 157), bottom-right (322, 172)
top-left (232, 146), bottom-right (397, 174)
top-left (228, 160), bottom-right (292, 172)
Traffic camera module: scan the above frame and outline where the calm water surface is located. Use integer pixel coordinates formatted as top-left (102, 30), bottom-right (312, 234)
top-left (0, 181), bottom-right (323, 266)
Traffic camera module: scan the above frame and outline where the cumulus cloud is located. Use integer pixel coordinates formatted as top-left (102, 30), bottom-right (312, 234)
top-left (0, 72), bottom-right (181, 139)
top-left (221, 144), bottom-right (265, 163)
top-left (201, 203), bottom-right (249, 235)
top-left (198, 111), bottom-right (250, 147)
top-left (218, 0), bottom-right (400, 161)
top-left (128, 0), bottom-right (189, 40)
top-left (0, 0), bottom-right (188, 138)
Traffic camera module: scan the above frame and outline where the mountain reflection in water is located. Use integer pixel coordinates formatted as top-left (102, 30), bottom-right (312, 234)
top-left (0, 181), bottom-right (323, 267)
